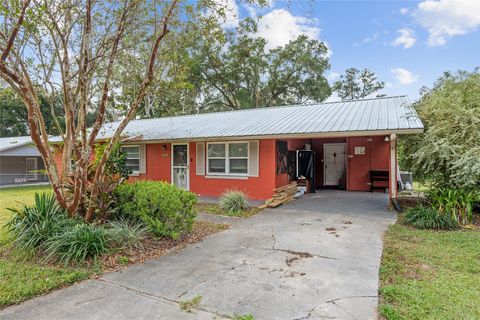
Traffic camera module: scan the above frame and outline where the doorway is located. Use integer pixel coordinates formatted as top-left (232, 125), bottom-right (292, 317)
top-left (171, 143), bottom-right (189, 190)
top-left (25, 157), bottom-right (38, 181)
top-left (323, 143), bottom-right (346, 187)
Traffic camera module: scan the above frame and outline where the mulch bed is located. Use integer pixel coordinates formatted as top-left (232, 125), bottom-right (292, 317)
top-left (100, 220), bottom-right (229, 272)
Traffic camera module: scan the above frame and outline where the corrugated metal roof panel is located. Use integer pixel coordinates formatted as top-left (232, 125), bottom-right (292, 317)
top-left (97, 96), bottom-right (424, 142)
top-left (0, 136), bottom-right (33, 152)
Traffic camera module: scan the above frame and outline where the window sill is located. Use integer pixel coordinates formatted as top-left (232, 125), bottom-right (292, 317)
top-left (128, 172), bottom-right (140, 177)
top-left (205, 175), bottom-right (248, 180)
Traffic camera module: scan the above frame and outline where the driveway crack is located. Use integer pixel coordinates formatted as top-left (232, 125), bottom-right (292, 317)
top-left (96, 278), bottom-right (230, 318)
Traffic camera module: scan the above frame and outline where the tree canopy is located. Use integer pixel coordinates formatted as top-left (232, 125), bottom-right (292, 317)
top-left (399, 69), bottom-right (480, 189)
top-left (333, 68), bottom-right (384, 100)
top-left (115, 18), bottom-right (332, 118)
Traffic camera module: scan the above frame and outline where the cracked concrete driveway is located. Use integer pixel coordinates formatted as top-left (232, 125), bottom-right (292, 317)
top-left (1, 190), bottom-right (396, 320)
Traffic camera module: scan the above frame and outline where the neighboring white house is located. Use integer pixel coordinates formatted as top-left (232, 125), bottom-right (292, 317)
top-left (0, 136), bottom-right (48, 186)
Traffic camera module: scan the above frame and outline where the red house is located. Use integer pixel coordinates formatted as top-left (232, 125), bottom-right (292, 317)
top-left (96, 96), bottom-right (423, 203)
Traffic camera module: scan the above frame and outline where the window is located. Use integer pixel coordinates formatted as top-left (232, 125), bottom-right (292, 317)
top-left (207, 142), bottom-right (248, 175)
top-left (121, 146), bottom-right (140, 174)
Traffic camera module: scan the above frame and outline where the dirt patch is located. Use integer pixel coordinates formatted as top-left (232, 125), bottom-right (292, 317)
top-left (286, 256), bottom-right (299, 266)
top-left (325, 227), bottom-right (336, 232)
top-left (342, 220), bottom-right (352, 224)
top-left (101, 221), bottom-right (228, 272)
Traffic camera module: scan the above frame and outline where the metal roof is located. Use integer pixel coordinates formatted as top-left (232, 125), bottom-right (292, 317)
top-left (0, 136), bottom-right (34, 152)
top-left (97, 96), bottom-right (423, 142)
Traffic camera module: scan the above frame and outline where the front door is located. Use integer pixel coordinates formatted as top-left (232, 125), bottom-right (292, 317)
top-left (172, 144), bottom-right (189, 190)
top-left (26, 157), bottom-right (38, 181)
top-left (324, 143), bottom-right (346, 186)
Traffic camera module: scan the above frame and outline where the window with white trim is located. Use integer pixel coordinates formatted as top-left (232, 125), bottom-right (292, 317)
top-left (121, 146), bottom-right (140, 174)
top-left (207, 142), bottom-right (248, 175)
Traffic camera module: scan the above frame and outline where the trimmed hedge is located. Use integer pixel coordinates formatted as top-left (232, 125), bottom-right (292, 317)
top-left (115, 181), bottom-right (197, 239)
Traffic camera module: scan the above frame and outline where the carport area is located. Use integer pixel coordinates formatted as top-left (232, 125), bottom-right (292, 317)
top-left (1, 191), bottom-right (397, 320)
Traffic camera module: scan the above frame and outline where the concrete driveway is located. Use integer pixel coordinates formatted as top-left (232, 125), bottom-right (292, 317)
top-left (1, 190), bottom-right (396, 320)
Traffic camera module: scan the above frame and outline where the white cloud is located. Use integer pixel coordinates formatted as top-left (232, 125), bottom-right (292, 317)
top-left (391, 68), bottom-right (419, 85)
top-left (400, 8), bottom-right (409, 15)
top-left (212, 0), bottom-right (240, 29)
top-left (255, 9), bottom-right (323, 51)
top-left (327, 71), bottom-right (340, 82)
top-left (415, 0), bottom-right (480, 46)
top-left (391, 28), bottom-right (416, 48)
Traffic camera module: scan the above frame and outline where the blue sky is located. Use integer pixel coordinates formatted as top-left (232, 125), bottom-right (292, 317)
top-left (220, 0), bottom-right (480, 101)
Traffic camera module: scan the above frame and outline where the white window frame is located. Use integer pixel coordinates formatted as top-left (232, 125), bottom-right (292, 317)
top-left (121, 145), bottom-right (140, 175)
top-left (206, 141), bottom-right (249, 176)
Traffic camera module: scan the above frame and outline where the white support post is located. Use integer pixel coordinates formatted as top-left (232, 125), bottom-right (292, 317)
top-left (389, 134), bottom-right (397, 203)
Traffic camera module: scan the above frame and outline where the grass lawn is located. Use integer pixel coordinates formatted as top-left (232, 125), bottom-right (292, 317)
top-left (196, 202), bottom-right (262, 217)
top-left (379, 223), bottom-right (480, 319)
top-left (0, 185), bottom-right (91, 308)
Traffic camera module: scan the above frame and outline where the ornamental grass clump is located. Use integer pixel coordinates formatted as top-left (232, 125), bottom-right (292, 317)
top-left (404, 206), bottom-right (459, 230)
top-left (219, 190), bottom-right (249, 214)
top-left (44, 223), bottom-right (110, 264)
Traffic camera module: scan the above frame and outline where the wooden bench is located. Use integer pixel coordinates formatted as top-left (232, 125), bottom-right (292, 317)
top-left (370, 170), bottom-right (389, 192)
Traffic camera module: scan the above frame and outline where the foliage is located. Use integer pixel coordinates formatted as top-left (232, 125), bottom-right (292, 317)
top-left (427, 188), bottom-right (479, 225)
top-left (233, 315), bottom-right (255, 320)
top-left (403, 206), bottom-right (458, 230)
top-left (379, 223), bottom-right (480, 319)
top-left (44, 223), bottom-right (110, 264)
top-left (333, 68), bottom-right (385, 100)
top-left (93, 143), bottom-right (132, 180)
top-left (115, 181), bottom-right (197, 239)
top-left (105, 219), bottom-right (148, 249)
top-left (128, 18), bottom-right (332, 117)
top-left (179, 295), bottom-right (202, 312)
top-left (0, 0), bottom-right (204, 220)
top-left (219, 190), bottom-right (249, 214)
top-left (0, 88), bottom-right (81, 137)
top-left (399, 70), bottom-right (480, 188)
top-left (6, 193), bottom-right (74, 251)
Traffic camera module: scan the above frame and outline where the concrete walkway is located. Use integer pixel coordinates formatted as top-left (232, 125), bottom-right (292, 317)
top-left (1, 190), bottom-right (396, 320)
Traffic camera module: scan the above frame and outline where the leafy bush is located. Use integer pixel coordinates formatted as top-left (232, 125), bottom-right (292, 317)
top-left (44, 223), bottom-right (110, 264)
top-left (219, 190), bottom-right (249, 214)
top-left (105, 219), bottom-right (148, 249)
top-left (115, 181), bottom-right (197, 239)
top-left (399, 70), bottom-right (480, 188)
top-left (404, 206), bottom-right (459, 230)
top-left (6, 193), bottom-right (74, 251)
top-left (428, 188), bottom-right (480, 224)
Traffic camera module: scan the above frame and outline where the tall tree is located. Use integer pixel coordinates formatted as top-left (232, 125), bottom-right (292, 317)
top-left (0, 87), bottom-right (97, 137)
top-left (333, 68), bottom-right (385, 100)
top-left (399, 69), bottom-right (480, 188)
top-left (190, 20), bottom-right (332, 111)
top-left (126, 18), bottom-right (332, 117)
top-left (0, 0), bottom-right (200, 219)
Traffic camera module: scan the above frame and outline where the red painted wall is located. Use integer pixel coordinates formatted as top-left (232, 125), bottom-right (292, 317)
top-left (129, 143), bottom-right (171, 183)
top-left (347, 136), bottom-right (390, 191)
top-left (189, 140), bottom-right (277, 200)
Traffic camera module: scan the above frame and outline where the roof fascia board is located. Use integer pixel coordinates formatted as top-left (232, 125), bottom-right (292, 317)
top-left (120, 128), bottom-right (424, 144)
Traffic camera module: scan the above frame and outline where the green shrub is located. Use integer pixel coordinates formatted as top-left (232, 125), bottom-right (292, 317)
top-left (404, 206), bottom-right (459, 230)
top-left (115, 181), bottom-right (197, 239)
top-left (105, 219), bottom-right (148, 249)
top-left (44, 223), bottom-right (110, 264)
top-left (6, 193), bottom-right (74, 251)
top-left (428, 188), bottom-right (480, 224)
top-left (219, 190), bottom-right (249, 214)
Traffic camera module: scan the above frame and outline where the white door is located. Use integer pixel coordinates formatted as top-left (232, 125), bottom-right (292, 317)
top-left (26, 158), bottom-right (38, 181)
top-left (324, 144), bottom-right (346, 186)
top-left (172, 144), bottom-right (189, 190)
